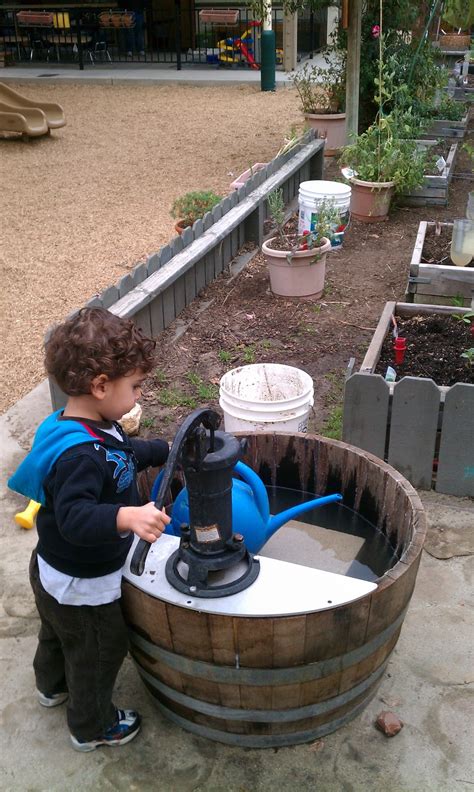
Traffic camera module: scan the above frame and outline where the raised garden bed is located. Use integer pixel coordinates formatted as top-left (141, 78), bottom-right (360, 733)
top-left (398, 141), bottom-right (458, 207)
top-left (421, 111), bottom-right (470, 139)
top-left (343, 301), bottom-right (474, 497)
top-left (406, 221), bottom-right (474, 306)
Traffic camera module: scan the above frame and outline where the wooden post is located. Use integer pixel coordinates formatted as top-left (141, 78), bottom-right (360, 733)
top-left (345, 0), bottom-right (362, 141)
top-left (282, 11), bottom-right (297, 72)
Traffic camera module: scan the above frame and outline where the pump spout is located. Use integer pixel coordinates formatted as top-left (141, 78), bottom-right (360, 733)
top-left (262, 493), bottom-right (343, 549)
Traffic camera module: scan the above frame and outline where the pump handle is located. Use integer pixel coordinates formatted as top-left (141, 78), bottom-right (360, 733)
top-left (130, 408), bottom-right (221, 576)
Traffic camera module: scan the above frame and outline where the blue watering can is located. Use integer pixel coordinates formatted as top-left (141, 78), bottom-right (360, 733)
top-left (151, 460), bottom-right (342, 555)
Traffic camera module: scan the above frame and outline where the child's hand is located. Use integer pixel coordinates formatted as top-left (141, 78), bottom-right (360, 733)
top-left (117, 502), bottom-right (171, 543)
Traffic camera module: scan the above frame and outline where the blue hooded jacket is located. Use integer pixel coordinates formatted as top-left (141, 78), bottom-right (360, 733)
top-left (8, 410), bottom-right (99, 505)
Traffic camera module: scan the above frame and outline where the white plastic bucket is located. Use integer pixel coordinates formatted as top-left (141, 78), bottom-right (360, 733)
top-left (219, 363), bottom-right (314, 434)
top-left (298, 180), bottom-right (351, 247)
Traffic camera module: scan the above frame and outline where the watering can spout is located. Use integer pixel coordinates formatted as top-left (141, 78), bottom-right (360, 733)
top-left (263, 493), bottom-right (343, 547)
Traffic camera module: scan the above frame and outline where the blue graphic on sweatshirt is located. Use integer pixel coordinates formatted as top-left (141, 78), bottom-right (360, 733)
top-left (94, 444), bottom-right (134, 493)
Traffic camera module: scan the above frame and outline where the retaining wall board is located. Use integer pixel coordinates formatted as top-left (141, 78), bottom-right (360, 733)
top-left (421, 114), bottom-right (469, 139)
top-left (435, 383), bottom-right (474, 497)
top-left (399, 143), bottom-right (458, 207)
top-left (406, 221), bottom-right (474, 306)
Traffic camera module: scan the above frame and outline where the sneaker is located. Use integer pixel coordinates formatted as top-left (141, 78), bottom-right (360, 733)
top-left (38, 690), bottom-right (69, 708)
top-left (70, 709), bottom-right (141, 752)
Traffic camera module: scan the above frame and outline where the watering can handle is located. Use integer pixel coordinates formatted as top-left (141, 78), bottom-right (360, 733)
top-left (129, 408), bottom-right (221, 576)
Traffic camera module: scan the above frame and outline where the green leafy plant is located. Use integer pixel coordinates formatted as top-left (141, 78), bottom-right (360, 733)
top-left (291, 46), bottom-right (346, 115)
top-left (267, 187), bottom-right (340, 256)
top-left (460, 348), bottom-right (474, 368)
top-left (340, 116), bottom-right (428, 191)
top-left (242, 345), bottom-right (256, 364)
top-left (463, 142), bottom-right (474, 166)
top-left (340, 44), bottom-right (428, 193)
top-left (443, 0), bottom-right (474, 29)
top-left (186, 372), bottom-right (219, 401)
top-left (171, 190), bottom-right (222, 229)
top-left (453, 309), bottom-right (474, 325)
top-left (218, 349), bottom-right (232, 363)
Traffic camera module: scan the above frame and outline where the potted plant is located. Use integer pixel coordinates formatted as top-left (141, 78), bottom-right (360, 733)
top-left (261, 187), bottom-right (338, 299)
top-left (340, 114), bottom-right (427, 222)
top-left (171, 190), bottom-right (222, 234)
top-left (291, 46), bottom-right (346, 156)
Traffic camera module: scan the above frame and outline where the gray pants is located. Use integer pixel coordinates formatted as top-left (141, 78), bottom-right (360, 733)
top-left (29, 550), bottom-right (129, 741)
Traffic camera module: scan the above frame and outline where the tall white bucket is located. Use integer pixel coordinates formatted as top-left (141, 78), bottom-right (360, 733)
top-left (298, 180), bottom-right (351, 247)
top-left (219, 363), bottom-right (314, 434)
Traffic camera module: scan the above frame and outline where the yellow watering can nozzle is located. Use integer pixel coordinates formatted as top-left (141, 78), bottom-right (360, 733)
top-left (15, 500), bottom-right (40, 530)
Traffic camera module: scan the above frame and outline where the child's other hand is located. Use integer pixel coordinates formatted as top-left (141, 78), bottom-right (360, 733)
top-left (117, 503), bottom-right (171, 542)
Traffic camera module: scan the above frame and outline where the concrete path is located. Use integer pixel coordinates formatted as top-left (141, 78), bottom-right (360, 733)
top-left (0, 56), bottom-right (324, 86)
top-left (0, 380), bottom-right (473, 791)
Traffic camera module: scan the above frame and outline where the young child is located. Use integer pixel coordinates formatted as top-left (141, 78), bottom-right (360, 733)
top-left (8, 308), bottom-right (171, 752)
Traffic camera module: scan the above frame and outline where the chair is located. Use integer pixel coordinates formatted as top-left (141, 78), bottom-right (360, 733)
top-left (29, 36), bottom-right (50, 61)
top-left (89, 40), bottom-right (112, 63)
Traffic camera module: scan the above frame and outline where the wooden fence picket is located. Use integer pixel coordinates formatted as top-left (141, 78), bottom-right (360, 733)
top-left (387, 377), bottom-right (440, 489)
top-left (436, 383), bottom-right (474, 497)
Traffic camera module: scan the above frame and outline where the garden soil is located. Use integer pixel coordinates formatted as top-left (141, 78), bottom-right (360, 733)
top-left (1, 83), bottom-right (472, 438)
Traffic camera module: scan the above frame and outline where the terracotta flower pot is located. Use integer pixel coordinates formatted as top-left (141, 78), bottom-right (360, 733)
top-left (174, 220), bottom-right (189, 235)
top-left (304, 113), bottom-right (347, 156)
top-left (262, 237), bottom-right (331, 299)
top-left (349, 177), bottom-right (395, 223)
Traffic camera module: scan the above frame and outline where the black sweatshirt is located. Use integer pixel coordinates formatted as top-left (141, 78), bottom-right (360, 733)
top-left (36, 423), bottom-right (169, 578)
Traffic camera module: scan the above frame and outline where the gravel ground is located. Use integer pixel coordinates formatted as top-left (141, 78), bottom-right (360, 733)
top-left (0, 82), bottom-right (303, 413)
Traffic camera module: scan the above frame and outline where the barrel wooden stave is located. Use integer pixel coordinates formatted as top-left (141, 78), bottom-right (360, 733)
top-left (123, 433), bottom-right (427, 746)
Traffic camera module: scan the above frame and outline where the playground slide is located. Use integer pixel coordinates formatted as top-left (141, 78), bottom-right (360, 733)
top-left (0, 82), bottom-right (66, 129)
top-left (0, 101), bottom-right (49, 137)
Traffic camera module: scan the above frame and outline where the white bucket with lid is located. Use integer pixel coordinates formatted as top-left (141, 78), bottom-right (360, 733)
top-left (219, 363), bottom-right (314, 434)
top-left (298, 180), bottom-right (351, 247)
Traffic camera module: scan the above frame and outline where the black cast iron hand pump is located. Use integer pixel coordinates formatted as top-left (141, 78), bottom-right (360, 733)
top-left (129, 408), bottom-right (260, 598)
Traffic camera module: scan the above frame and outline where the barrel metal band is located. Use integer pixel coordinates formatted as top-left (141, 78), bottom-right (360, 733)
top-left (128, 605), bottom-right (407, 686)
top-left (150, 692), bottom-right (378, 748)
top-left (136, 659), bottom-right (387, 723)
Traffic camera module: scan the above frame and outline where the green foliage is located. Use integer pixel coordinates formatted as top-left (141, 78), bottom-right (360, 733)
top-left (186, 372), bottom-right (219, 401)
top-left (443, 0), bottom-right (474, 28)
top-left (242, 345), bottom-right (256, 364)
top-left (218, 349), bottom-right (232, 363)
top-left (171, 190), bottom-right (222, 228)
top-left (463, 143), bottom-right (474, 166)
top-left (340, 116), bottom-right (427, 192)
top-left (461, 348), bottom-right (474, 367)
top-left (453, 310), bottom-right (474, 324)
top-left (291, 46), bottom-right (346, 114)
top-left (340, 49), bottom-right (428, 193)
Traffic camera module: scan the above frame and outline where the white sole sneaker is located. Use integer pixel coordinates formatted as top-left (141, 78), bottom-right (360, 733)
top-left (38, 690), bottom-right (69, 708)
top-left (70, 709), bottom-right (141, 752)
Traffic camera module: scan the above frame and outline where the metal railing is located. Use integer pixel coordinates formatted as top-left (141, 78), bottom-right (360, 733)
top-left (0, 4), bottom-right (326, 70)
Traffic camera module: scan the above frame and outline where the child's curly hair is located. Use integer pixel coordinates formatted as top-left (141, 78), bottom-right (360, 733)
top-left (45, 308), bottom-right (156, 395)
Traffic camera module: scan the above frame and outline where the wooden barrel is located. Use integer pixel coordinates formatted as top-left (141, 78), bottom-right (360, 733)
top-left (122, 433), bottom-right (427, 747)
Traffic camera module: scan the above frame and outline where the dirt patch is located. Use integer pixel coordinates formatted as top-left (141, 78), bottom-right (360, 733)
top-left (375, 313), bottom-right (474, 386)
top-left (138, 128), bottom-right (474, 441)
